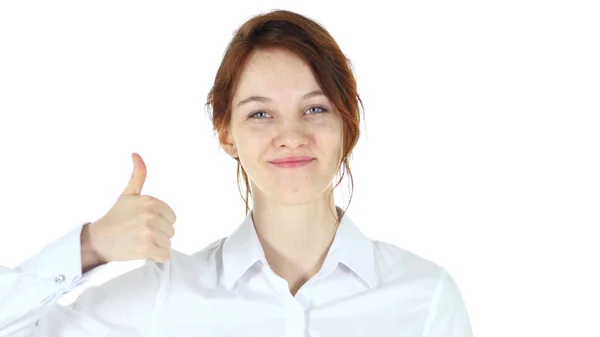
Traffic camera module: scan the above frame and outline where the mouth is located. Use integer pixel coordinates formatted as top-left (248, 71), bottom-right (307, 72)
top-left (270, 158), bottom-right (315, 168)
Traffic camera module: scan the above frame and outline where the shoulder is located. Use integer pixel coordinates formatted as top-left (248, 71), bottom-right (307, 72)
top-left (160, 237), bottom-right (230, 290)
top-left (371, 239), bottom-right (443, 286)
top-left (173, 237), bottom-right (226, 265)
top-left (370, 240), bottom-right (469, 320)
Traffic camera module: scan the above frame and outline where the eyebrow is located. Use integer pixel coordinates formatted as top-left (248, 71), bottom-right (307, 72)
top-left (236, 90), bottom-right (325, 108)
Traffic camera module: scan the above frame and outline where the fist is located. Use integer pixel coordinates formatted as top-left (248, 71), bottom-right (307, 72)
top-left (87, 153), bottom-right (177, 264)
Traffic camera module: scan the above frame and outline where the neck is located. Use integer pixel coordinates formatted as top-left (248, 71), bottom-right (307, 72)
top-left (251, 192), bottom-right (341, 294)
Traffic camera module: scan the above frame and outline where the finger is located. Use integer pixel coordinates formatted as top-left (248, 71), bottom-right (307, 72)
top-left (141, 196), bottom-right (176, 225)
top-left (122, 153), bottom-right (147, 196)
top-left (153, 199), bottom-right (177, 224)
top-left (156, 216), bottom-right (175, 239)
top-left (151, 246), bottom-right (171, 263)
top-left (154, 231), bottom-right (172, 250)
top-left (152, 240), bottom-right (171, 263)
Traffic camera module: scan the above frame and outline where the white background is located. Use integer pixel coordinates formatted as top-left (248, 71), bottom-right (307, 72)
top-left (1, 1), bottom-right (598, 336)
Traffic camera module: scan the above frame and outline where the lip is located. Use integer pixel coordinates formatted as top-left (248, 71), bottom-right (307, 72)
top-left (270, 156), bottom-right (315, 168)
top-left (271, 156), bottom-right (314, 163)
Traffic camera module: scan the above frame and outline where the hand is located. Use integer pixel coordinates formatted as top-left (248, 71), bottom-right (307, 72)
top-left (85, 153), bottom-right (177, 264)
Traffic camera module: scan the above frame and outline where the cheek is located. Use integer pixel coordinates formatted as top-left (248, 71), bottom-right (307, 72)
top-left (317, 123), bottom-right (343, 157)
top-left (325, 118), bottom-right (343, 142)
top-left (234, 129), bottom-right (268, 159)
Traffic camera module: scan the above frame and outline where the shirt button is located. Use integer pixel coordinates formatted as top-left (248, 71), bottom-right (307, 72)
top-left (55, 274), bottom-right (66, 284)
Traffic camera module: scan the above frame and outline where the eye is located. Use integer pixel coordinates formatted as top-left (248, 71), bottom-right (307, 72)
top-left (248, 110), bottom-right (271, 119)
top-left (306, 106), bottom-right (328, 115)
top-left (247, 106), bottom-right (328, 119)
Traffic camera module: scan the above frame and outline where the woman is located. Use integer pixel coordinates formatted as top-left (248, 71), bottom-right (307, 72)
top-left (0, 9), bottom-right (472, 337)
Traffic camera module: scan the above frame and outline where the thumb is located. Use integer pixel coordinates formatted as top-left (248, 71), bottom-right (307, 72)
top-left (122, 152), bottom-right (147, 195)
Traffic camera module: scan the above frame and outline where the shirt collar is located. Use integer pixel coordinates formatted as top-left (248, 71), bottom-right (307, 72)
top-left (220, 206), bottom-right (378, 290)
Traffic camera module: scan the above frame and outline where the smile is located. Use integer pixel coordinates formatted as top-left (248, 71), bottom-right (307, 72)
top-left (270, 158), bottom-right (315, 168)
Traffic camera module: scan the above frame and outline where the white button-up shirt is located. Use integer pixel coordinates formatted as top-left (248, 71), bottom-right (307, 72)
top-left (0, 209), bottom-right (472, 337)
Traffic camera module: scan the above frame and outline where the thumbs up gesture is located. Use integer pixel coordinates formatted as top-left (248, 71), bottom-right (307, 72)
top-left (85, 153), bottom-right (177, 264)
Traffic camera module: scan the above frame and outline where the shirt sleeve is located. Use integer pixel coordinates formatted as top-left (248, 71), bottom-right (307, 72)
top-left (421, 267), bottom-right (473, 337)
top-left (0, 223), bottom-right (163, 337)
top-left (0, 223), bottom-right (91, 335)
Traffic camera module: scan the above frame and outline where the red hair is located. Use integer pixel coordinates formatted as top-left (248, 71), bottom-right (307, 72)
top-left (205, 9), bottom-right (365, 223)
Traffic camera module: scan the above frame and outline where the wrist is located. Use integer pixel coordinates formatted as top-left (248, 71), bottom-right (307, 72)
top-left (81, 222), bottom-right (106, 271)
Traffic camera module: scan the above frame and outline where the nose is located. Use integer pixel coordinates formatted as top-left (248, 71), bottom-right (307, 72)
top-left (273, 118), bottom-right (310, 150)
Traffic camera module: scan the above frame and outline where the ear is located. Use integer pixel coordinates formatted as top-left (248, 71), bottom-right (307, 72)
top-left (220, 128), bottom-right (239, 158)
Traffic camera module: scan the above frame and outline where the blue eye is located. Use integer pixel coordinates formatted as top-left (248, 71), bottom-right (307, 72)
top-left (249, 111), bottom-right (271, 119)
top-left (248, 106), bottom-right (328, 119)
top-left (307, 106), bottom-right (328, 114)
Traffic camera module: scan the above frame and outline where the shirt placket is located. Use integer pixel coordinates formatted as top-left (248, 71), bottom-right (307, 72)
top-left (284, 299), bottom-right (306, 337)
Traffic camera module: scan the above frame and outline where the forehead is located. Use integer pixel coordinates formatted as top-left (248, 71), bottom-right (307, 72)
top-left (234, 48), bottom-right (320, 96)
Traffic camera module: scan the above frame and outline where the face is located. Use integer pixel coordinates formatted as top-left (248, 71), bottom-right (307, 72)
top-left (223, 48), bottom-right (343, 205)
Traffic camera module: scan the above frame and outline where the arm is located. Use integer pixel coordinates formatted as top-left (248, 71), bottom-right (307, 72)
top-left (1, 153), bottom-right (176, 336)
top-left (0, 223), bottom-right (162, 337)
top-left (0, 223), bottom-right (91, 335)
top-left (422, 267), bottom-right (474, 337)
